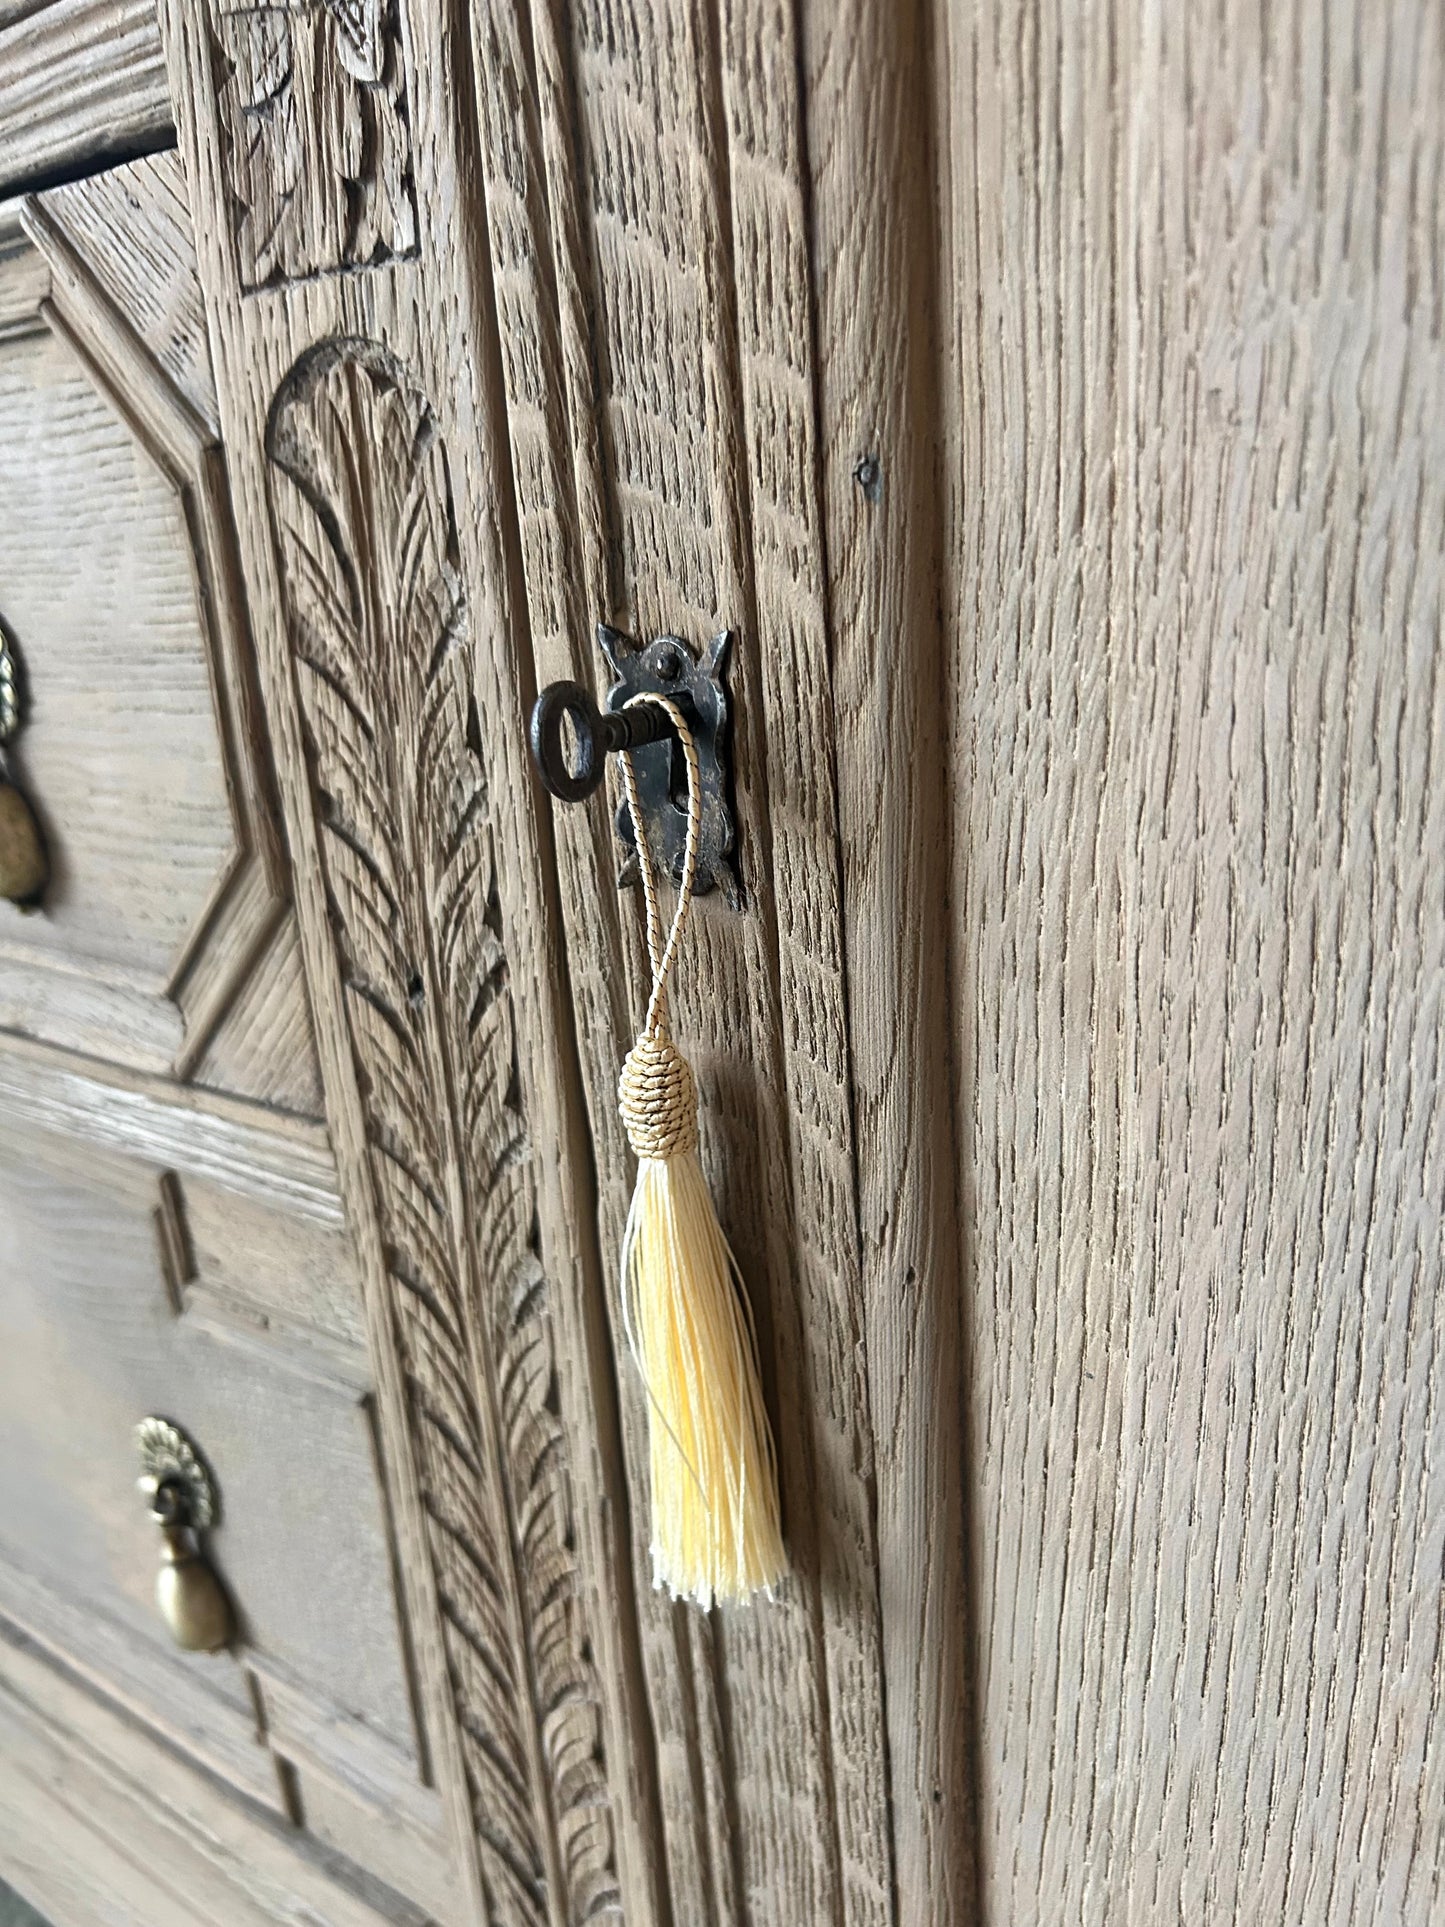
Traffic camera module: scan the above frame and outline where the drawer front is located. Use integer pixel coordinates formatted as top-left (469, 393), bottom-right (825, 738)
top-left (0, 1104), bottom-right (459, 1922)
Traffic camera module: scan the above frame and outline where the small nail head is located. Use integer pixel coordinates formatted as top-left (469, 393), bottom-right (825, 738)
top-left (852, 453), bottom-right (882, 504)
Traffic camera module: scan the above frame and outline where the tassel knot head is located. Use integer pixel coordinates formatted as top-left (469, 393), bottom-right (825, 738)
top-left (619, 1029), bottom-right (698, 1160)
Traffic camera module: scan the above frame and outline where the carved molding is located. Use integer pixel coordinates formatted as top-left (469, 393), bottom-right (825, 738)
top-left (0, 0), bottom-right (172, 199)
top-left (265, 337), bottom-right (619, 1925)
top-left (154, 1169), bottom-right (196, 1313)
top-left (0, 1031), bottom-right (346, 1227)
top-left (211, 0), bottom-right (419, 290)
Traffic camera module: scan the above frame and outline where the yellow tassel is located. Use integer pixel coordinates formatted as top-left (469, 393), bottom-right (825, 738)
top-left (616, 692), bottom-right (786, 1608)
top-left (619, 1031), bottom-right (786, 1606)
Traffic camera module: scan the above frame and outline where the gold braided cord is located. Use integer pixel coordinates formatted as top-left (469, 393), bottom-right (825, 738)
top-left (618, 693), bottom-right (701, 1038)
top-left (616, 692), bottom-right (705, 1161)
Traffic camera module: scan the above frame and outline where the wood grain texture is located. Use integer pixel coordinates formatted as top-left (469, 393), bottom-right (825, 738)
top-left (155, 0), bottom-right (668, 1914)
top-left (0, 0), bottom-right (170, 196)
top-left (0, 1086), bottom-right (458, 1915)
top-left (247, 1650), bottom-right (462, 1924)
top-left (457, 1), bottom-right (917, 1920)
top-left (455, 7), bottom-right (718, 1915)
top-left (0, 1628), bottom-right (429, 1927)
top-left (0, 4), bottom-right (1436, 1924)
top-left (27, 156), bottom-right (328, 1111)
top-left (934, 0), bottom-right (1445, 1919)
top-left (156, 1164), bottom-right (363, 1343)
top-left (37, 151), bottom-right (217, 429)
top-left (0, 1029), bottom-right (345, 1222)
top-left (1, 179), bottom-right (291, 1079)
top-left (801, 0), bottom-right (974, 1920)
top-left (0, 1126), bottom-right (422, 1742)
top-left (0, 312), bottom-right (237, 1035)
top-left (712, 6), bottom-right (900, 1920)
top-left (192, 911), bottom-right (328, 1116)
top-left (2, 60), bottom-right (631, 1927)
top-left (0, 1550), bottom-right (280, 1812)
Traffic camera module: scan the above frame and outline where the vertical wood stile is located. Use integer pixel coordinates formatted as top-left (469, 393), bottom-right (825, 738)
top-left (458, 0), bottom-right (916, 1915)
top-left (711, 2), bottom-right (897, 1921)
top-left (801, 0), bottom-right (977, 1921)
top-left (457, 0), bottom-right (733, 1917)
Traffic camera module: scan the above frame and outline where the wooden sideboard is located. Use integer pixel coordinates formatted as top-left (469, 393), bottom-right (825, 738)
top-left (2, 1), bottom-right (1442, 1923)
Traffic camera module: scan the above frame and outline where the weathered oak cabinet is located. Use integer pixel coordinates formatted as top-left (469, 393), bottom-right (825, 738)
top-left (0, 0), bottom-right (1440, 1923)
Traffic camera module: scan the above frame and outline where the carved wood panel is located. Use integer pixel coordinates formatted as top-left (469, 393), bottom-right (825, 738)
top-left (456, 1), bottom-right (949, 1921)
top-left (2, 4), bottom-right (1440, 1925)
top-left (212, 0), bottom-right (418, 288)
top-left (0, 173), bottom-right (314, 1091)
top-left (264, 336), bottom-right (617, 1925)
top-left (155, 0), bottom-right (955, 1911)
top-left (0, 1094), bottom-right (451, 1902)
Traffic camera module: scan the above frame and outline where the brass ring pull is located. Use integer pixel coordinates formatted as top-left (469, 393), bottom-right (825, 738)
top-left (135, 1417), bottom-right (234, 1653)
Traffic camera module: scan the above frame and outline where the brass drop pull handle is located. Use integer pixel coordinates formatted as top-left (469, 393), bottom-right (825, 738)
top-left (135, 1417), bottom-right (234, 1653)
top-left (0, 622), bottom-right (47, 910)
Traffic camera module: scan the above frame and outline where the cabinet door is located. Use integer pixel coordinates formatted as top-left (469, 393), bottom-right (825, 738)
top-left (151, 0), bottom-right (966, 1922)
top-left (127, 2), bottom-right (1445, 1925)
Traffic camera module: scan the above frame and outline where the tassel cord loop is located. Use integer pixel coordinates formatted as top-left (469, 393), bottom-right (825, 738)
top-left (619, 693), bottom-right (701, 1035)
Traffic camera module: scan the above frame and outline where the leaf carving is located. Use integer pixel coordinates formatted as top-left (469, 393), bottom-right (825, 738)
top-left (212, 0), bottom-right (418, 289)
top-left (266, 339), bottom-right (619, 1923)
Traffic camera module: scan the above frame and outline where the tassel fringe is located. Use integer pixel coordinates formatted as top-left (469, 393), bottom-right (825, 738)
top-left (622, 1144), bottom-right (787, 1608)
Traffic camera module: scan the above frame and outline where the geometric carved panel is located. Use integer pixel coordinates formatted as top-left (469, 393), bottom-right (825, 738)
top-left (0, 1117), bottom-right (439, 1879)
top-left (0, 198), bottom-right (286, 1075)
top-left (265, 337), bottom-right (619, 1924)
top-left (0, 331), bottom-right (234, 983)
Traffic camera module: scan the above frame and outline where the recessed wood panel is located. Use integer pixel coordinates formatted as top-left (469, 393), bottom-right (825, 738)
top-left (0, 323), bottom-right (234, 1043)
top-left (0, 1120), bottom-right (422, 1765)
